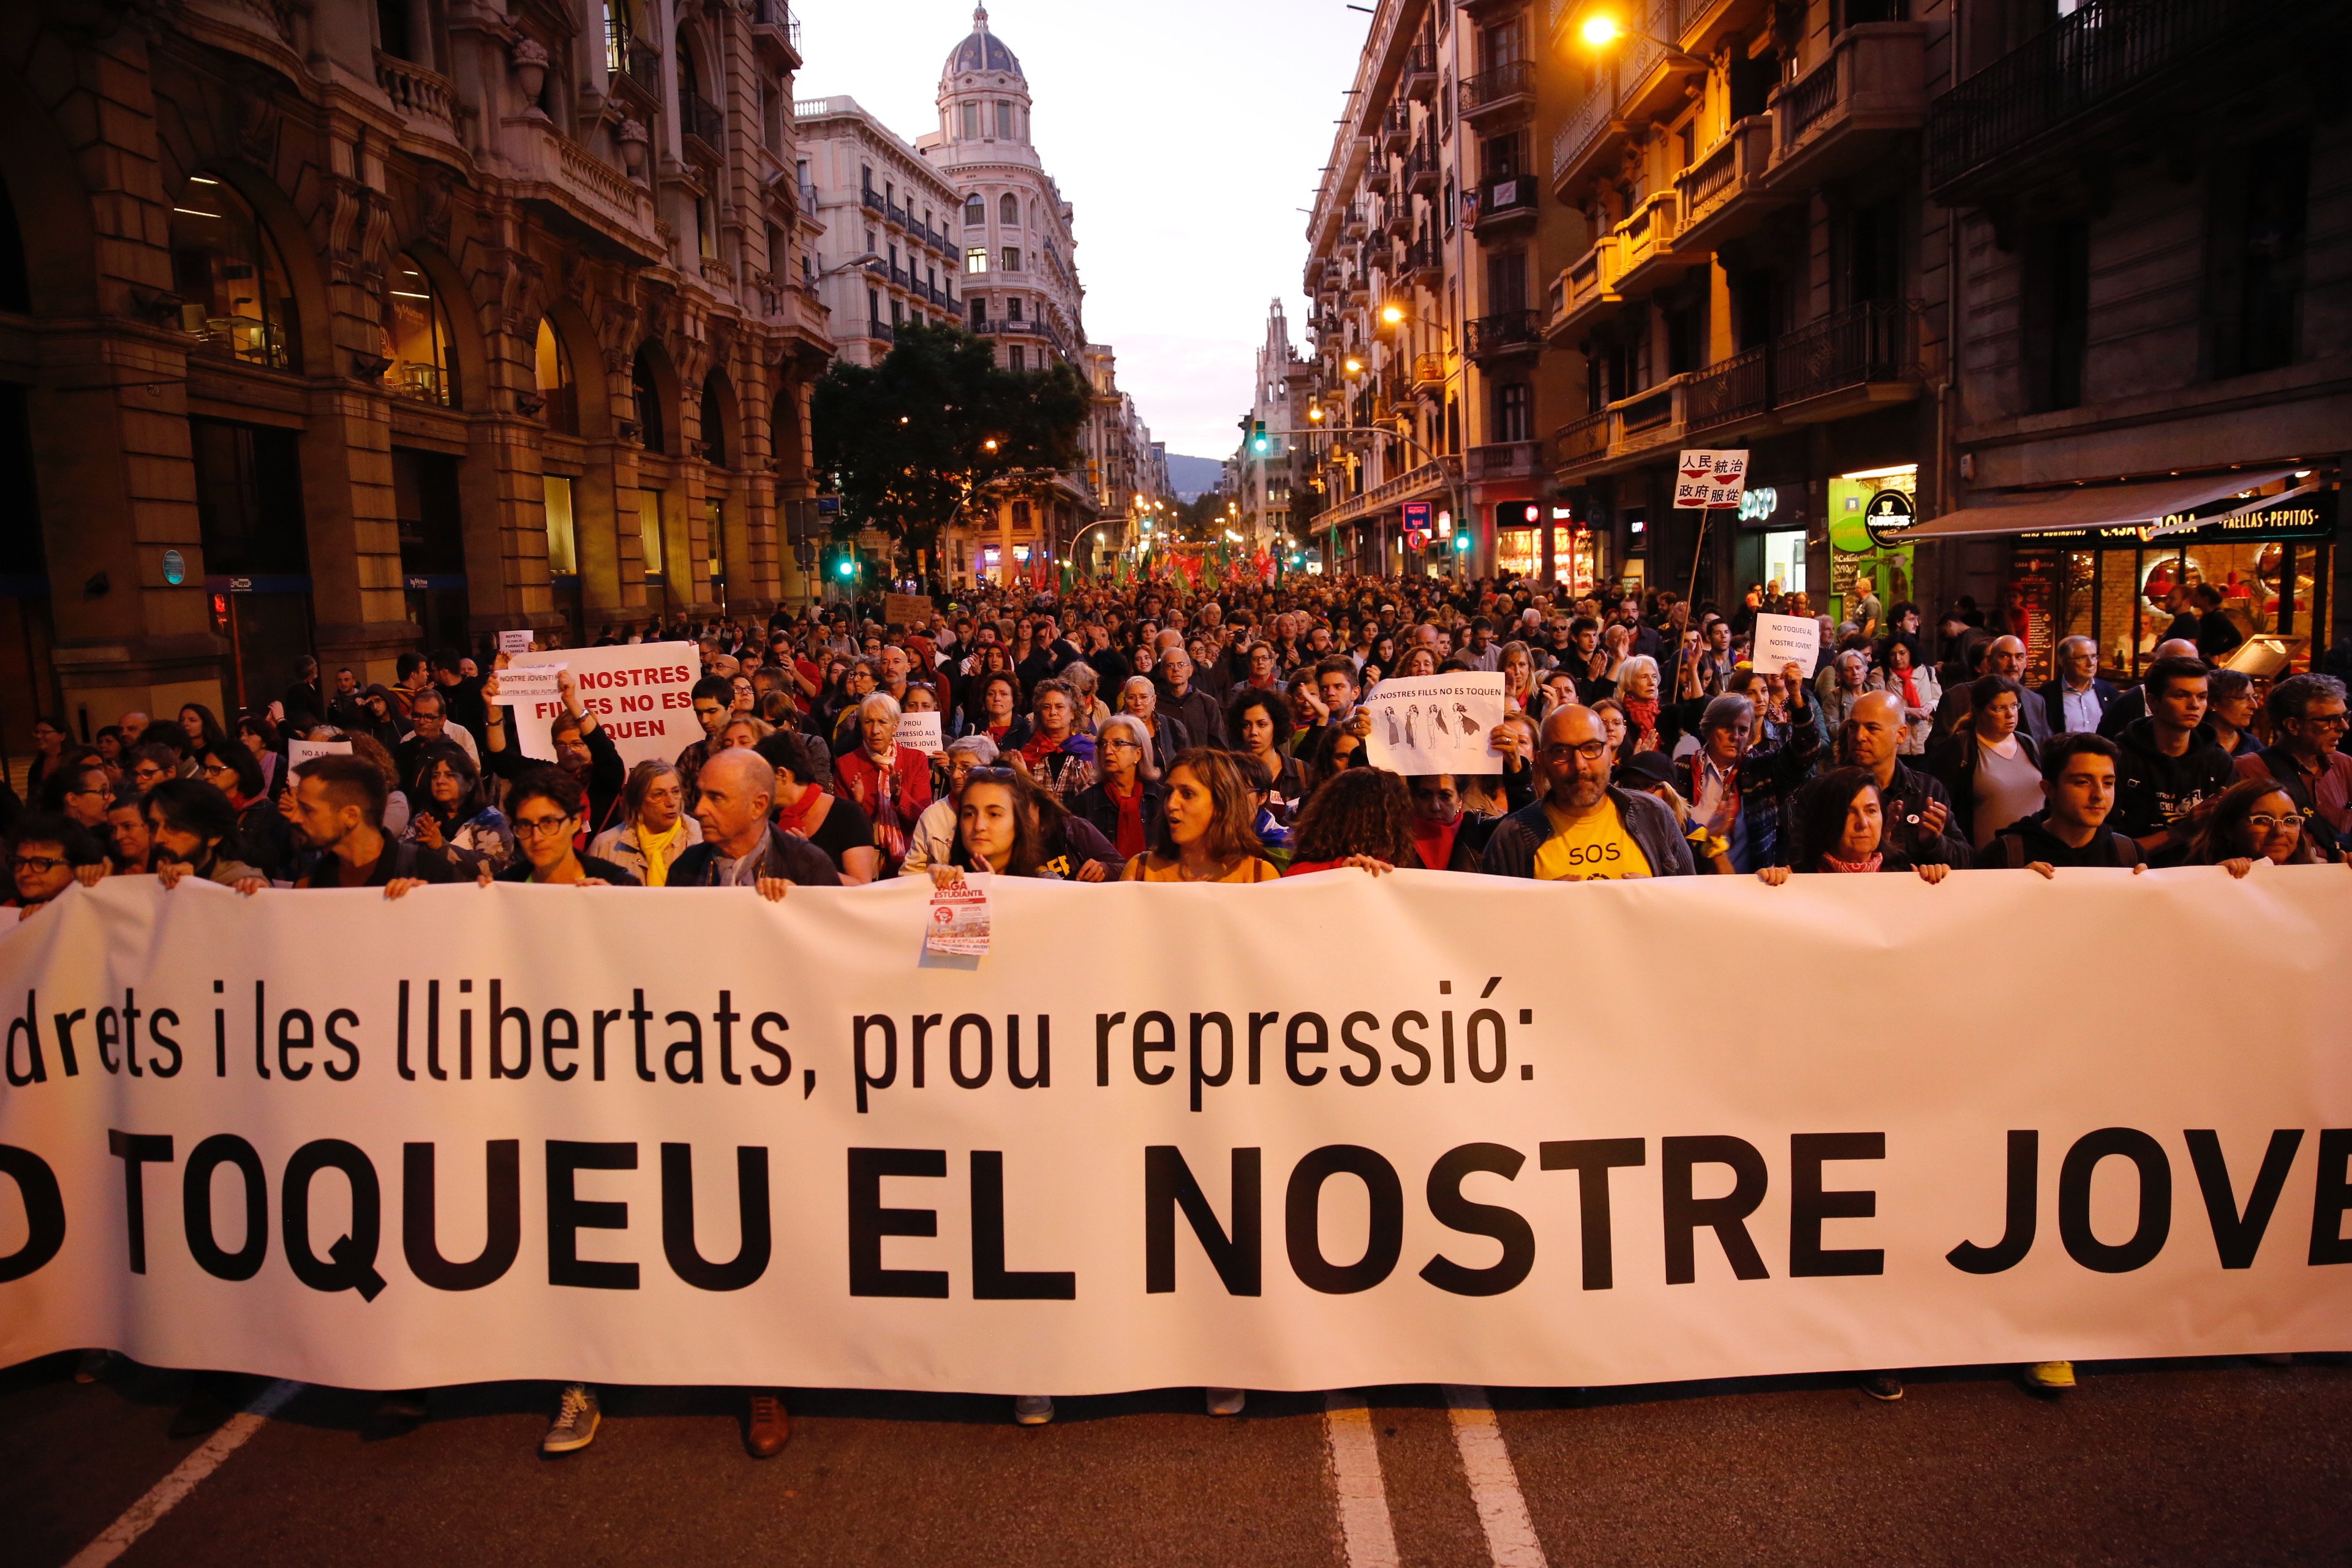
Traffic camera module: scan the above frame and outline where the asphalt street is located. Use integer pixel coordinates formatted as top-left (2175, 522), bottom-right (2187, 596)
top-left (5, 1354), bottom-right (2348, 1567)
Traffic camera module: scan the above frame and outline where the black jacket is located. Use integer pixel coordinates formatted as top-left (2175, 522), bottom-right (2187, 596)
top-left (2113, 717), bottom-right (2236, 859)
top-left (1972, 814), bottom-right (2143, 869)
top-left (292, 836), bottom-right (459, 889)
top-left (2038, 677), bottom-right (2120, 736)
top-left (1782, 760), bottom-right (1971, 870)
top-left (1159, 683), bottom-right (1228, 752)
top-left (486, 714), bottom-right (627, 839)
top-left (668, 826), bottom-right (842, 888)
top-left (1071, 777), bottom-right (1167, 852)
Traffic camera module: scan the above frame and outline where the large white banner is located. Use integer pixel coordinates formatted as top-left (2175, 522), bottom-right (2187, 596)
top-left (1, 870), bottom-right (2347, 1395)
top-left (509, 642), bottom-right (698, 767)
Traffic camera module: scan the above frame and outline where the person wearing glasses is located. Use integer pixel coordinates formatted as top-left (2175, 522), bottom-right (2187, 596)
top-left (6, 813), bottom-right (109, 916)
top-left (488, 769), bottom-right (638, 887)
top-left (42, 759), bottom-right (113, 834)
top-left (1479, 706), bottom-right (1695, 880)
top-left (2234, 673), bottom-right (2351, 861)
top-left (2188, 779), bottom-right (2332, 875)
top-left (588, 760), bottom-right (701, 886)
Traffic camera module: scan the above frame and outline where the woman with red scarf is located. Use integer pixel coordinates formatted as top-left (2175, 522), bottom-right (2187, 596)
top-left (1755, 767), bottom-right (1951, 884)
top-left (1070, 714), bottom-right (1164, 860)
top-left (1867, 636), bottom-right (1942, 756)
top-left (833, 692), bottom-right (933, 874)
top-left (1012, 679), bottom-right (1097, 805)
top-left (1615, 655), bottom-right (1665, 753)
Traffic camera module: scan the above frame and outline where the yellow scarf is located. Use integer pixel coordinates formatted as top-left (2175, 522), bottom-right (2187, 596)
top-left (637, 820), bottom-right (685, 888)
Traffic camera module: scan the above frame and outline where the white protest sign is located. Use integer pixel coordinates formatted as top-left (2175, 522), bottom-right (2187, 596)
top-left (1752, 611), bottom-right (1823, 680)
top-left (896, 709), bottom-right (943, 755)
top-left (496, 630), bottom-right (535, 655)
top-left (509, 642), bottom-right (698, 767)
top-left (1363, 671), bottom-right (1507, 775)
top-left (1674, 448), bottom-right (1749, 510)
top-left (496, 663), bottom-right (566, 713)
top-left (285, 738), bottom-right (352, 771)
top-left (923, 876), bottom-right (991, 957)
top-left (2, 871), bottom-right (2348, 1396)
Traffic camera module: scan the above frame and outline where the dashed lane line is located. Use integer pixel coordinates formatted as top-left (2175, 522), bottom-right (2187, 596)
top-left (1323, 1390), bottom-right (1401, 1568)
top-left (66, 1379), bottom-right (301, 1568)
top-left (1443, 1385), bottom-right (1550, 1568)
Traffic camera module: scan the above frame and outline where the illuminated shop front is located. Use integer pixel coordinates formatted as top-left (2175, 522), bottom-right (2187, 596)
top-left (1495, 506), bottom-right (1608, 596)
top-left (1825, 464), bottom-right (1920, 630)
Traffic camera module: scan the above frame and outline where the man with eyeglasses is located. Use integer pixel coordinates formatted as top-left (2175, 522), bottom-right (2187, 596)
top-left (1480, 706), bottom-right (1694, 880)
top-left (2236, 673), bottom-right (2351, 860)
top-left (6, 813), bottom-right (108, 918)
top-left (122, 744), bottom-right (181, 796)
top-left (489, 769), bottom-right (637, 888)
top-left (394, 686), bottom-right (478, 783)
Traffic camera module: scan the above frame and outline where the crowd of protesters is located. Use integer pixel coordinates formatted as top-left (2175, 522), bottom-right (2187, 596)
top-left (12, 569), bottom-right (2350, 1446)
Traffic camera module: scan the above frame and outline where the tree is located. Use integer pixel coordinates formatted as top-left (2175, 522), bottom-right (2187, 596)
top-left (810, 323), bottom-right (1090, 568)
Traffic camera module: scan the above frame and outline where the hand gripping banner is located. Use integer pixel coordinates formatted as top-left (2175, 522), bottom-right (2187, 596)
top-left (1, 870), bottom-right (2347, 1395)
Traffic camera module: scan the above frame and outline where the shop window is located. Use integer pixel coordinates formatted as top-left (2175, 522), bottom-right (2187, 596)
top-left (543, 474), bottom-right (578, 576)
top-left (534, 318), bottom-right (577, 434)
top-left (639, 488), bottom-right (667, 581)
top-left (632, 346), bottom-right (665, 452)
top-left (170, 176), bottom-right (299, 371)
top-left (382, 257), bottom-right (458, 407)
top-left (2021, 220), bottom-right (2088, 412)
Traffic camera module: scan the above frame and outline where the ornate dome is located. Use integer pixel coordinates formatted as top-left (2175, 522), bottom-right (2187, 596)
top-left (943, 7), bottom-right (1023, 81)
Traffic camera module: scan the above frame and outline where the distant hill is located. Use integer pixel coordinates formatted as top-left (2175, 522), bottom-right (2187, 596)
top-left (1165, 454), bottom-right (1225, 502)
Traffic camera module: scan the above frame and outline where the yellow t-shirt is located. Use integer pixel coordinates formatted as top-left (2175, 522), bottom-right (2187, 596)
top-left (1532, 797), bottom-right (1653, 881)
top-left (1122, 854), bottom-right (1283, 883)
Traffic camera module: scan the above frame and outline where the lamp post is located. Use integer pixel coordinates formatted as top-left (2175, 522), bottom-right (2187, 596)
top-left (1376, 301), bottom-right (1471, 581)
top-left (1572, 11), bottom-right (1708, 68)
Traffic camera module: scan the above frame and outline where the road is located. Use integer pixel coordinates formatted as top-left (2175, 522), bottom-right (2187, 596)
top-left (5, 1354), bottom-right (2348, 1567)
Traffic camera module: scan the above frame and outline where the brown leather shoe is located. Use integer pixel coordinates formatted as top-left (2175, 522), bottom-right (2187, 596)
top-left (746, 1392), bottom-right (790, 1457)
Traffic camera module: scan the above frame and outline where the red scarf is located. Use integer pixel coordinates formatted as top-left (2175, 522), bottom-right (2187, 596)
top-left (1822, 851), bottom-right (1883, 873)
top-left (1623, 695), bottom-right (1661, 747)
top-left (1898, 668), bottom-right (1921, 708)
top-left (1109, 778), bottom-right (1146, 859)
top-left (1409, 818), bottom-right (1460, 871)
top-left (774, 785), bottom-right (826, 840)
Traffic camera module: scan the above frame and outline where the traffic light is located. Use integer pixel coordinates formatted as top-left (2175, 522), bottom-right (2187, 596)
top-left (1248, 418), bottom-right (1270, 456)
top-left (1453, 532), bottom-right (1471, 554)
top-left (208, 590), bottom-right (231, 636)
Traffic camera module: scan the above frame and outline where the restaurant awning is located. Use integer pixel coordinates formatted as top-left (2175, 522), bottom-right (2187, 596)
top-left (1894, 469), bottom-right (2299, 541)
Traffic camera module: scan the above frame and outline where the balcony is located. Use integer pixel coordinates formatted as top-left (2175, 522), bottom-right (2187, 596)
top-left (749, 0), bottom-right (803, 67)
top-left (1683, 343), bottom-right (1771, 434)
top-left (511, 121), bottom-right (663, 265)
top-left (1553, 409), bottom-right (1610, 469)
top-left (615, 40), bottom-right (662, 104)
top-left (1470, 441), bottom-right (1542, 481)
top-left (1469, 173), bottom-right (1539, 235)
top-left (1612, 189), bottom-right (1698, 297)
top-left (1380, 102), bottom-right (1412, 154)
top-left (682, 92), bottom-right (726, 155)
top-left (1366, 157), bottom-right (1393, 195)
top-left (1770, 299), bottom-right (1922, 416)
top-left (1343, 203), bottom-right (1368, 238)
top-left (1460, 61), bottom-right (1536, 126)
top-left (859, 185), bottom-right (883, 213)
top-left (375, 51), bottom-right (458, 135)
top-left (1410, 352), bottom-right (1446, 391)
top-left (1929, 0), bottom-right (2272, 202)
top-left (1555, 375), bottom-right (1692, 477)
top-left (868, 319), bottom-right (894, 344)
top-left (1766, 23), bottom-right (1928, 192)
top-left (1404, 234), bottom-right (1442, 285)
top-left (1404, 137), bottom-right (1441, 195)
top-left (1547, 236), bottom-right (1623, 341)
top-left (1382, 200), bottom-right (1413, 239)
top-left (889, 263), bottom-right (909, 288)
top-left (1401, 42), bottom-right (1439, 102)
top-left (1672, 114), bottom-right (1789, 254)
top-left (1468, 309), bottom-right (1544, 361)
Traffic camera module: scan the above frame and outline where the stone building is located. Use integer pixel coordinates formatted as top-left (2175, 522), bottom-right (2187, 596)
top-left (793, 94), bottom-right (962, 369)
top-left (0, 0), bottom-right (830, 757)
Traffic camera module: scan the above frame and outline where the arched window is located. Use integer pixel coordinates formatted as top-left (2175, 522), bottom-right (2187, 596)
top-left (169, 175), bottom-right (299, 371)
top-left (999, 192), bottom-right (1018, 228)
top-left (382, 255), bottom-right (456, 406)
top-left (632, 345), bottom-right (665, 453)
top-left (964, 194), bottom-right (985, 227)
top-left (700, 374), bottom-right (728, 467)
top-left (535, 318), bottom-right (577, 434)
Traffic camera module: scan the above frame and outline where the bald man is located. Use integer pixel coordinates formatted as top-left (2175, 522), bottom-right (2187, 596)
top-left (2097, 638), bottom-right (2201, 739)
top-left (1479, 705), bottom-right (1695, 880)
top-left (668, 747), bottom-right (839, 898)
top-left (1782, 690), bottom-right (1971, 870)
top-left (1933, 634), bottom-right (2051, 745)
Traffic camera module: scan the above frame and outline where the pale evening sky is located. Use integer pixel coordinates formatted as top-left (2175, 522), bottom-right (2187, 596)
top-left (794, 0), bottom-right (1369, 462)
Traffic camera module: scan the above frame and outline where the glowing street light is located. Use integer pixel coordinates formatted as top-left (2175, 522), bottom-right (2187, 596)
top-left (1308, 405), bottom-right (1325, 422)
top-left (1343, 357), bottom-right (1363, 375)
top-left (1578, 13), bottom-right (1623, 47)
top-left (1379, 303), bottom-right (1406, 326)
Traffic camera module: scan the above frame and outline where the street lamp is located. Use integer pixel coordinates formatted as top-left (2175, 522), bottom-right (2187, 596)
top-left (1571, 10), bottom-right (1708, 66)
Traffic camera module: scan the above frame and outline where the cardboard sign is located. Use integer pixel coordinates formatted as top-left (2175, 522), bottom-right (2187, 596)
top-left (1362, 671), bottom-right (1507, 776)
top-left (509, 643), bottom-right (698, 767)
top-left (1674, 449), bottom-right (1749, 510)
top-left (285, 738), bottom-right (352, 771)
top-left (896, 709), bottom-right (944, 755)
top-left (1752, 612), bottom-right (1822, 680)
top-left (884, 594), bottom-right (933, 628)
top-left (496, 630), bottom-right (535, 655)
top-left (924, 878), bottom-right (991, 958)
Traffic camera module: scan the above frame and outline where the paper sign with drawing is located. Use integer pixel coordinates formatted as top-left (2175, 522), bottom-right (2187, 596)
top-left (1362, 671), bottom-right (1507, 775)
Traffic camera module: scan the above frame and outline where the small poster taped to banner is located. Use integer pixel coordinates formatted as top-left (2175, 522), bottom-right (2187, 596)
top-left (1363, 671), bottom-right (1507, 775)
top-left (924, 878), bottom-right (991, 958)
top-left (1674, 449), bottom-right (1749, 510)
top-left (498, 663), bottom-right (567, 714)
top-left (1752, 612), bottom-right (1822, 680)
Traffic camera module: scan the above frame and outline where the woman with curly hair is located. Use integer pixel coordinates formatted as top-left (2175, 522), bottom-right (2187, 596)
top-left (1283, 768), bottom-right (1415, 877)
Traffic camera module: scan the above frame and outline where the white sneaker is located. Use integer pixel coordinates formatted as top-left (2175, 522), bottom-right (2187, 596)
top-left (541, 1382), bottom-right (601, 1453)
top-left (1206, 1387), bottom-right (1246, 1417)
top-left (1012, 1394), bottom-right (1055, 1426)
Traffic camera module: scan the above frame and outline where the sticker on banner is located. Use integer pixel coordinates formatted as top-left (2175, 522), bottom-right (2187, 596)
top-left (897, 709), bottom-right (943, 755)
top-left (1752, 611), bottom-right (1822, 680)
top-left (925, 878), bottom-right (991, 958)
top-left (1363, 671), bottom-right (1506, 775)
top-left (1674, 449), bottom-right (1749, 510)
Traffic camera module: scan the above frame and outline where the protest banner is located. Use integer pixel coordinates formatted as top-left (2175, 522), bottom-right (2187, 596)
top-left (1673, 450), bottom-right (1749, 510)
top-left (508, 643), bottom-right (697, 767)
top-left (6, 870), bottom-right (2344, 1396)
top-left (1363, 672), bottom-right (1506, 775)
top-left (884, 594), bottom-right (933, 629)
top-left (1752, 613), bottom-right (1823, 680)
top-left (285, 739), bottom-right (352, 771)
top-left (495, 663), bottom-right (565, 713)
top-left (496, 630), bottom-right (535, 656)
top-left (896, 710), bottom-right (943, 755)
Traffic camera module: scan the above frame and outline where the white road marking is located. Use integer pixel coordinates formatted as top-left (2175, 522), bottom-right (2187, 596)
top-left (67, 1379), bottom-right (300, 1568)
top-left (1443, 1384), bottom-right (1549, 1568)
top-left (1324, 1390), bottom-right (1401, 1568)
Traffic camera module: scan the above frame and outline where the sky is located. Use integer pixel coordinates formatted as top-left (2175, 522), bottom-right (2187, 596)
top-left (794, 0), bottom-right (1370, 461)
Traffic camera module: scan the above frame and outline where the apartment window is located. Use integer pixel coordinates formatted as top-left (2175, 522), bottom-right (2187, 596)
top-left (1664, 301), bottom-right (1701, 377)
top-left (965, 247), bottom-right (989, 274)
top-left (888, 244), bottom-right (899, 272)
top-left (1496, 383), bottom-right (1531, 442)
top-left (866, 285), bottom-right (879, 327)
top-left (2208, 131), bottom-right (2309, 379)
top-left (1478, 20), bottom-right (1524, 70)
top-left (965, 194), bottom-right (985, 225)
top-left (639, 488), bottom-right (667, 581)
top-left (1729, 47), bottom-right (1777, 122)
top-left (631, 347), bottom-right (664, 452)
top-left (1001, 246), bottom-right (1021, 272)
top-left (970, 296), bottom-right (987, 328)
top-left (2021, 219), bottom-right (2089, 412)
top-left (533, 318), bottom-right (578, 435)
top-left (995, 100), bottom-right (1014, 139)
top-left (1481, 132), bottom-right (1523, 182)
top-left (707, 497), bottom-right (725, 582)
top-left (1010, 346), bottom-right (1026, 371)
top-left (1000, 192), bottom-right (1019, 227)
top-left (543, 474), bottom-right (578, 576)
top-left (1835, 197), bottom-right (1903, 307)
top-left (1485, 250), bottom-right (1527, 314)
top-left (1008, 297), bottom-right (1024, 322)
top-left (960, 102), bottom-right (981, 140)
top-left (864, 227), bottom-right (877, 252)
top-left (861, 163), bottom-right (874, 194)
top-left (1442, 175), bottom-right (1456, 237)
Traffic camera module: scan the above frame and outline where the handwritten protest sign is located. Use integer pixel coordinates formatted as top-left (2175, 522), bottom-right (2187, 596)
top-left (1752, 612), bottom-right (1822, 680)
top-left (1363, 671), bottom-right (1506, 775)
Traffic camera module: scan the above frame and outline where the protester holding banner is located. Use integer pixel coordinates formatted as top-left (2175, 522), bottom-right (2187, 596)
top-left (2234, 673), bottom-right (2351, 858)
top-left (2188, 779), bottom-right (2326, 875)
top-left (145, 778), bottom-right (266, 894)
top-left (490, 769), bottom-right (638, 888)
top-left (671, 747), bottom-right (840, 899)
top-left (1120, 748), bottom-right (1279, 883)
top-left (6, 813), bottom-right (105, 917)
top-left (1970, 733), bottom-right (2145, 873)
top-left (104, 788), bottom-right (151, 875)
top-left (899, 734), bottom-right (1000, 876)
top-left (483, 670), bottom-right (627, 845)
top-left (1283, 768), bottom-right (1412, 876)
top-left (587, 761), bottom-right (701, 887)
top-left (932, 766), bottom-right (1118, 884)
top-left (1758, 767), bottom-right (1952, 884)
top-left (285, 755), bottom-right (458, 895)
top-left (1482, 706), bottom-right (1695, 880)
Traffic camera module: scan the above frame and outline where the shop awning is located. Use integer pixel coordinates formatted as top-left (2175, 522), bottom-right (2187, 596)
top-left (1895, 470), bottom-right (2299, 541)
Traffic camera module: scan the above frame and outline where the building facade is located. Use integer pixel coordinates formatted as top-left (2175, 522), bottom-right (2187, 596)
top-left (1234, 300), bottom-right (1311, 559)
top-left (0, 0), bottom-right (833, 763)
top-left (793, 96), bottom-right (962, 369)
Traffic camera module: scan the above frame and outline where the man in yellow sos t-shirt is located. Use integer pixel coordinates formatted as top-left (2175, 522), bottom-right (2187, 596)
top-left (1531, 795), bottom-right (1653, 880)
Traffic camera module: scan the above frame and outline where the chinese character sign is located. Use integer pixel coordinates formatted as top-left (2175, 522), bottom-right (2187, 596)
top-left (1674, 449), bottom-right (1750, 510)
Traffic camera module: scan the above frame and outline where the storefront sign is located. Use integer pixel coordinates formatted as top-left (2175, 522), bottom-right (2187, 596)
top-left (2019, 488), bottom-right (2337, 548)
top-left (1736, 487), bottom-right (1781, 527)
top-left (1403, 502), bottom-right (1431, 553)
top-left (161, 549), bottom-right (186, 587)
top-left (1862, 489), bottom-right (1917, 548)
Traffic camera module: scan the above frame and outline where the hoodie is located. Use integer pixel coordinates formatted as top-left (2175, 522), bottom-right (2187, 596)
top-left (2113, 716), bottom-right (2236, 861)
